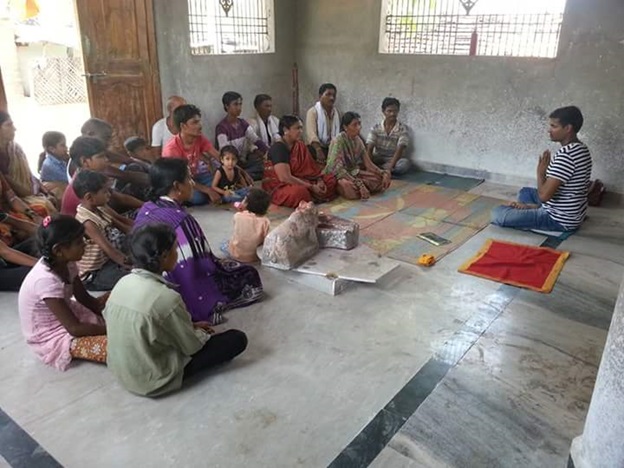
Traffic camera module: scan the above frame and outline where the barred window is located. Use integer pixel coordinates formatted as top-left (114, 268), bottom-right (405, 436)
top-left (188, 0), bottom-right (275, 55)
top-left (379, 0), bottom-right (567, 58)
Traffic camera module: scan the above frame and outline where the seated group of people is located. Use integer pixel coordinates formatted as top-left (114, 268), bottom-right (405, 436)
top-left (0, 83), bottom-right (592, 397)
top-left (150, 85), bottom-right (412, 210)
top-left (0, 83), bottom-right (414, 397)
top-left (0, 110), bottom-right (267, 396)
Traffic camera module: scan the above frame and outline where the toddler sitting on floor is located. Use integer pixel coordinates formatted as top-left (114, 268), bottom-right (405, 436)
top-left (221, 188), bottom-right (271, 263)
top-left (211, 145), bottom-right (253, 203)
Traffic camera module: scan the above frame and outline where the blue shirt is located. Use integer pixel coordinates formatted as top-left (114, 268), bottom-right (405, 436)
top-left (40, 153), bottom-right (69, 183)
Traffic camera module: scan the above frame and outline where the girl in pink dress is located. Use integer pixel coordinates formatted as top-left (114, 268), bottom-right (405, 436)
top-left (18, 215), bottom-right (108, 370)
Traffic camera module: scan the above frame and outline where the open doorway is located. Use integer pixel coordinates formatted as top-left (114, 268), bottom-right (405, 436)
top-left (0, 0), bottom-right (90, 173)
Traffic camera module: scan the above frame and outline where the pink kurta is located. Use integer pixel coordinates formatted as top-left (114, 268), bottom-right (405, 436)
top-left (18, 260), bottom-right (103, 370)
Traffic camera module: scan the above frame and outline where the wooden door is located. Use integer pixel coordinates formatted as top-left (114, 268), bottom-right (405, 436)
top-left (0, 67), bottom-right (7, 112)
top-left (76, 0), bottom-right (162, 150)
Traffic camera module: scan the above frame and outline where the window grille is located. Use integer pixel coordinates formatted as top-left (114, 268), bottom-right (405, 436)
top-left (379, 0), bottom-right (567, 58)
top-left (188, 0), bottom-right (275, 55)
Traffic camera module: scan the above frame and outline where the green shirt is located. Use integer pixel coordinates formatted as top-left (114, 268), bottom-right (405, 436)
top-left (103, 269), bottom-right (209, 397)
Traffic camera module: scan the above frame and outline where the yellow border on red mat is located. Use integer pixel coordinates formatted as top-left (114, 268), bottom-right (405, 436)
top-left (458, 238), bottom-right (570, 293)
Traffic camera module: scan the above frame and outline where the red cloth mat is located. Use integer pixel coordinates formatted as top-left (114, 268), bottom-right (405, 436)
top-left (458, 239), bottom-right (570, 293)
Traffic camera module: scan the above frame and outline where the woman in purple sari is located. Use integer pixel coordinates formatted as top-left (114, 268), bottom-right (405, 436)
top-left (134, 158), bottom-right (263, 324)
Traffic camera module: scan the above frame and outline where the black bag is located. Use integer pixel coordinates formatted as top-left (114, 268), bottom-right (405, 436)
top-left (588, 179), bottom-right (606, 207)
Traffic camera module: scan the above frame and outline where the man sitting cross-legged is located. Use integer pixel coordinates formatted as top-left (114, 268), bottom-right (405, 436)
top-left (162, 104), bottom-right (221, 205)
top-left (491, 106), bottom-right (592, 232)
top-left (366, 97), bottom-right (411, 177)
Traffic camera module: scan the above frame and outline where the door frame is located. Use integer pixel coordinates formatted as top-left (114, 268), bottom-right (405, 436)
top-left (0, 66), bottom-right (7, 112)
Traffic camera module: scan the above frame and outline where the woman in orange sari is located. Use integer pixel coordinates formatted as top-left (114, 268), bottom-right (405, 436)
top-left (263, 115), bottom-right (337, 208)
top-left (0, 111), bottom-right (56, 216)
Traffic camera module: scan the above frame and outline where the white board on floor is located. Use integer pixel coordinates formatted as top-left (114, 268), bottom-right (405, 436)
top-left (294, 245), bottom-right (400, 284)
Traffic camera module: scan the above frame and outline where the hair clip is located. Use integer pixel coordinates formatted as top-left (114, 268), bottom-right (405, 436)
top-left (42, 216), bottom-right (52, 228)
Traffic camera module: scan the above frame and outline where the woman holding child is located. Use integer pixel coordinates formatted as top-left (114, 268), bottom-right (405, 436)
top-left (263, 115), bottom-right (337, 208)
top-left (0, 111), bottom-right (56, 215)
top-left (135, 158), bottom-right (264, 325)
top-left (323, 112), bottom-right (391, 200)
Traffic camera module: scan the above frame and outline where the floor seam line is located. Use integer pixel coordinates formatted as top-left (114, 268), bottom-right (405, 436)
top-left (328, 234), bottom-right (566, 467)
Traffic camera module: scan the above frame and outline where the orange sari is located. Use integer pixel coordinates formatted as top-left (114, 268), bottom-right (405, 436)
top-left (263, 140), bottom-right (337, 208)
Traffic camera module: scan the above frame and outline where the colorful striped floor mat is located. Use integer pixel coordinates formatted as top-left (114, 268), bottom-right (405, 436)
top-left (219, 174), bottom-right (500, 266)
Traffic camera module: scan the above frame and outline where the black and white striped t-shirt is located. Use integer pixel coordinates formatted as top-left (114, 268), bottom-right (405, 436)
top-left (543, 142), bottom-right (592, 229)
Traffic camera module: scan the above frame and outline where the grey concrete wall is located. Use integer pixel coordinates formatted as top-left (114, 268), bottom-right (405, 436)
top-left (153, 0), bottom-right (296, 139)
top-left (295, 0), bottom-right (624, 193)
top-left (571, 273), bottom-right (624, 467)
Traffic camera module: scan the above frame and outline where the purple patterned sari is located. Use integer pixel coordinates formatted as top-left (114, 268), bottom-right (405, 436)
top-left (134, 198), bottom-right (263, 323)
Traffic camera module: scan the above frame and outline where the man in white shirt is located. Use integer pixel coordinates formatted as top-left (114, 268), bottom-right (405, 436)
top-left (305, 83), bottom-right (340, 163)
top-left (248, 94), bottom-right (281, 147)
top-left (151, 95), bottom-right (186, 155)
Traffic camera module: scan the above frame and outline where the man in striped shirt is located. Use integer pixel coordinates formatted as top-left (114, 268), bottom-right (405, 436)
top-left (491, 106), bottom-right (592, 231)
top-left (366, 97), bottom-right (411, 177)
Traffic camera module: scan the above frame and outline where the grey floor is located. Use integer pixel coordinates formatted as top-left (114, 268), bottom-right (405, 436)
top-left (0, 182), bottom-right (622, 468)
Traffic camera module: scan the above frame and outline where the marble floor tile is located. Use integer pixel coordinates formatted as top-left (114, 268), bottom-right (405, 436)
top-left (0, 408), bottom-right (61, 468)
top-left (560, 218), bottom-right (624, 265)
top-left (493, 296), bottom-right (608, 369)
top-left (369, 446), bottom-right (434, 468)
top-left (555, 251), bottom-right (624, 309)
top-left (386, 320), bottom-right (603, 467)
top-left (20, 372), bottom-right (365, 468)
top-left (560, 235), bottom-right (624, 267)
top-left (556, 205), bottom-right (624, 265)
top-left (329, 409), bottom-right (408, 468)
top-left (511, 251), bottom-right (623, 331)
top-left (373, 265), bottom-right (512, 354)
top-left (470, 309), bottom-right (605, 410)
top-left (388, 367), bottom-right (586, 468)
top-left (573, 205), bottom-right (624, 242)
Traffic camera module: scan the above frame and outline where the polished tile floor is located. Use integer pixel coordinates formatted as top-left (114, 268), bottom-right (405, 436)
top-left (0, 182), bottom-right (622, 468)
